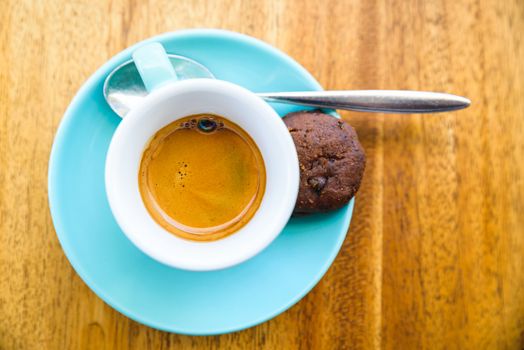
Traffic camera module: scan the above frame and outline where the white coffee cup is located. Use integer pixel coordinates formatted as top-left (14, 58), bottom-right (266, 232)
top-left (105, 77), bottom-right (299, 271)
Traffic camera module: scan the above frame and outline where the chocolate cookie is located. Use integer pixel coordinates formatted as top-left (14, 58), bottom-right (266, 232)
top-left (283, 110), bottom-right (366, 214)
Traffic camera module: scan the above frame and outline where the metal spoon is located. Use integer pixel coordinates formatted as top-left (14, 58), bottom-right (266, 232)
top-left (104, 56), bottom-right (470, 118)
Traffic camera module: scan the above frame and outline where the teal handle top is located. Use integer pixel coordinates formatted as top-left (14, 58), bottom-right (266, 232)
top-left (132, 43), bottom-right (178, 92)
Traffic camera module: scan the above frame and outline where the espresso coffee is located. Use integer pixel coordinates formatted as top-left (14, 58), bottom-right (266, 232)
top-left (139, 114), bottom-right (266, 241)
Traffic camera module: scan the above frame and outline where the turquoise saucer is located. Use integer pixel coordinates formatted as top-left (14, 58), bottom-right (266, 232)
top-left (48, 29), bottom-right (354, 335)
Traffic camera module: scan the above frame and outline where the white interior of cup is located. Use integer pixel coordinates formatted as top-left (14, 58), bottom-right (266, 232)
top-left (105, 79), bottom-right (299, 271)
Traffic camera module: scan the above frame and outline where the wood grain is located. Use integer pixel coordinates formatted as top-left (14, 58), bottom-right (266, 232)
top-left (1, 0), bottom-right (523, 349)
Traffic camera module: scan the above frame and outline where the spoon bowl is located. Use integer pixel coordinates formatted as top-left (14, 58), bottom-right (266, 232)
top-left (103, 54), bottom-right (214, 117)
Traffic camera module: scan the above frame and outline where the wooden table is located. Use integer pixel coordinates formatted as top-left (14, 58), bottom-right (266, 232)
top-left (1, 0), bottom-right (523, 349)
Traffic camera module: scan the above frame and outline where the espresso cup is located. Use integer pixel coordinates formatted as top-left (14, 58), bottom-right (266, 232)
top-left (105, 48), bottom-right (299, 270)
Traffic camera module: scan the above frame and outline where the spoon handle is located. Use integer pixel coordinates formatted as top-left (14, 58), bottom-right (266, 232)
top-left (257, 90), bottom-right (470, 113)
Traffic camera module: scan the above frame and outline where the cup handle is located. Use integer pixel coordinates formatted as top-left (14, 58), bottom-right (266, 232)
top-left (132, 42), bottom-right (178, 92)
